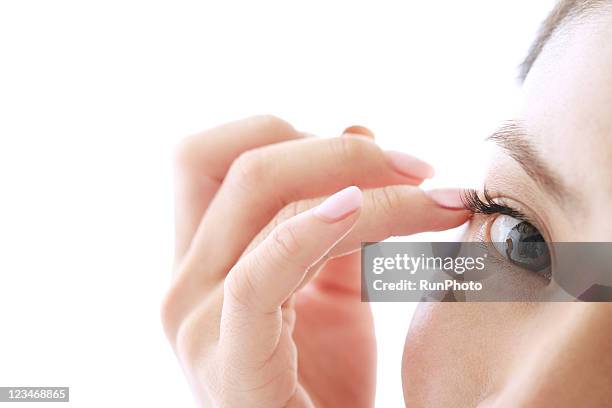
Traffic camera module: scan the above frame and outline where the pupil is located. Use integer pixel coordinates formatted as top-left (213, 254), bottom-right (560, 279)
top-left (506, 221), bottom-right (550, 273)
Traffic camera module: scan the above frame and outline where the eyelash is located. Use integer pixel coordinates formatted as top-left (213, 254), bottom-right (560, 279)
top-left (462, 188), bottom-right (553, 281)
top-left (461, 188), bottom-right (529, 221)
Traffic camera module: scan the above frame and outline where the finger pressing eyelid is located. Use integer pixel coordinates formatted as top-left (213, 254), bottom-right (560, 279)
top-left (177, 137), bottom-right (431, 283)
top-left (333, 186), bottom-right (470, 252)
top-left (299, 186), bottom-right (470, 290)
top-left (246, 186), bottom-right (469, 255)
top-left (425, 188), bottom-right (467, 209)
top-left (244, 186), bottom-right (469, 295)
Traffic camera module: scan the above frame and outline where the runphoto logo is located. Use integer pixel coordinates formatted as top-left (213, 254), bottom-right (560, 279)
top-left (371, 253), bottom-right (487, 275)
top-left (362, 242), bottom-right (612, 302)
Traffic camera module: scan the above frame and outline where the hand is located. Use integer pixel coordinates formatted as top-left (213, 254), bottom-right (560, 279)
top-left (161, 116), bottom-right (469, 407)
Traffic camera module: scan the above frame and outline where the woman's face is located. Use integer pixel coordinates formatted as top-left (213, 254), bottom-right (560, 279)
top-left (403, 8), bottom-right (612, 407)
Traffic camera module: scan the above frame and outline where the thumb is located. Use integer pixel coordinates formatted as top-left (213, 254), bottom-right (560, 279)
top-left (219, 186), bottom-right (362, 372)
top-left (222, 185), bottom-right (362, 316)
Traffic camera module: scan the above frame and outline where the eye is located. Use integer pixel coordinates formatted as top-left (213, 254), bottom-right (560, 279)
top-left (489, 214), bottom-right (551, 276)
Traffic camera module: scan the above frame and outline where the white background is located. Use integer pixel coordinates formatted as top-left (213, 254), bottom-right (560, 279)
top-left (0, 1), bottom-right (555, 406)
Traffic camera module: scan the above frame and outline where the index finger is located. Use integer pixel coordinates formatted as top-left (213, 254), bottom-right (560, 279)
top-left (250, 186), bottom-right (469, 257)
top-left (249, 186), bottom-right (470, 293)
top-left (313, 186), bottom-right (470, 291)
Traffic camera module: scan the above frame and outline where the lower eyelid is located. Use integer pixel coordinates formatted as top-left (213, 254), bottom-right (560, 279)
top-left (463, 214), bottom-right (489, 242)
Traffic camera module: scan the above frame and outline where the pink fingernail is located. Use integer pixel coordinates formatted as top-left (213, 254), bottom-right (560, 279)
top-left (313, 186), bottom-right (363, 222)
top-left (342, 125), bottom-right (375, 139)
top-left (385, 150), bottom-right (435, 179)
top-left (425, 188), bottom-right (466, 209)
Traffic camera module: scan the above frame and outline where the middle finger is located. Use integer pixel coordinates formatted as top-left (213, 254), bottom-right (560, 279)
top-left (179, 136), bottom-right (433, 283)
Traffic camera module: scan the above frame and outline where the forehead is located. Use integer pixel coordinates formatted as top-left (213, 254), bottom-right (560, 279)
top-left (520, 8), bottom-right (612, 203)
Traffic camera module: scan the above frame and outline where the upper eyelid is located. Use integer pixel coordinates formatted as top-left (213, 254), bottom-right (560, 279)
top-left (462, 186), bottom-right (540, 229)
top-left (463, 188), bottom-right (552, 241)
top-left (461, 188), bottom-right (528, 220)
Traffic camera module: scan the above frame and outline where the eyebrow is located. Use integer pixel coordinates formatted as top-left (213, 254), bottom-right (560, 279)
top-left (487, 121), bottom-right (571, 208)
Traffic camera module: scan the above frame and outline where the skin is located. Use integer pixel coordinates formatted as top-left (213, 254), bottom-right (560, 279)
top-left (161, 116), bottom-right (468, 407)
top-left (163, 7), bottom-right (612, 408)
top-left (403, 7), bottom-right (612, 408)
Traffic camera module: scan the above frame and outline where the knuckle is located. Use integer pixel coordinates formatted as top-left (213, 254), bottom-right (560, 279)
top-left (281, 200), bottom-right (303, 219)
top-left (161, 268), bottom-right (221, 344)
top-left (174, 317), bottom-right (198, 362)
top-left (267, 204), bottom-right (299, 236)
top-left (276, 199), bottom-right (312, 223)
top-left (173, 135), bottom-right (199, 171)
top-left (173, 293), bottom-right (223, 364)
top-left (246, 114), bottom-right (294, 134)
top-left (173, 130), bottom-right (220, 175)
top-left (174, 312), bottom-right (211, 364)
top-left (223, 267), bottom-right (259, 311)
top-left (227, 149), bottom-right (267, 189)
top-left (160, 285), bottom-right (183, 340)
top-left (329, 135), bottom-right (370, 163)
top-left (271, 222), bottom-right (302, 264)
top-left (371, 186), bottom-right (409, 237)
top-left (255, 199), bottom-right (316, 249)
top-left (173, 115), bottom-right (294, 173)
top-left (376, 185), bottom-right (402, 217)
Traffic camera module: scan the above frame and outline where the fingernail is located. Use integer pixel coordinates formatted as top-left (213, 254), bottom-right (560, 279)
top-left (342, 125), bottom-right (375, 139)
top-left (313, 186), bottom-right (363, 222)
top-left (385, 150), bottom-right (435, 179)
top-left (425, 188), bottom-right (466, 209)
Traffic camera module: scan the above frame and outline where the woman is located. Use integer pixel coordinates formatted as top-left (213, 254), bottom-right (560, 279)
top-left (161, 0), bottom-right (612, 406)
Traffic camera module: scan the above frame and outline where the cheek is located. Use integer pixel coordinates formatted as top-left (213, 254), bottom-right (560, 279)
top-left (402, 303), bottom-right (527, 407)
